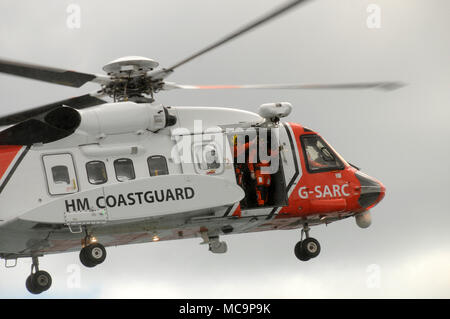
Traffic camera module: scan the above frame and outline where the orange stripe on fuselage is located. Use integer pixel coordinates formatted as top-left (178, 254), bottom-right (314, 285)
top-left (232, 205), bottom-right (242, 217)
top-left (0, 146), bottom-right (22, 180)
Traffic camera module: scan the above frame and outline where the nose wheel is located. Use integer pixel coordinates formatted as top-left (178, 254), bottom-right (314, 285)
top-left (25, 256), bottom-right (52, 294)
top-left (294, 224), bottom-right (321, 262)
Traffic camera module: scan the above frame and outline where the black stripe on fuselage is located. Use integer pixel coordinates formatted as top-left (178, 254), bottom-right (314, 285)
top-left (223, 204), bottom-right (234, 217)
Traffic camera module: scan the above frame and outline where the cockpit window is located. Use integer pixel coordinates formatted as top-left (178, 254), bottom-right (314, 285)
top-left (300, 135), bottom-right (344, 173)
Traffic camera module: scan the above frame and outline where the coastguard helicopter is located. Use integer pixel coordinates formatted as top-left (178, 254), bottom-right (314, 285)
top-left (0, 0), bottom-right (401, 294)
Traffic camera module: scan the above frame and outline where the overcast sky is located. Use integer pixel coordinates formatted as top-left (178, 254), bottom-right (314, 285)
top-left (0, 0), bottom-right (449, 298)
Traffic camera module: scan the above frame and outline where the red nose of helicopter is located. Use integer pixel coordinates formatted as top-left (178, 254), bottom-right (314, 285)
top-left (354, 171), bottom-right (386, 209)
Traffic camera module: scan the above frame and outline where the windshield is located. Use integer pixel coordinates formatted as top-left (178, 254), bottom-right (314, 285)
top-left (300, 135), bottom-right (345, 173)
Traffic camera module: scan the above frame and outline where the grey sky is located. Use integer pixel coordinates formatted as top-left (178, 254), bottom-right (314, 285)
top-left (0, 0), bottom-right (449, 298)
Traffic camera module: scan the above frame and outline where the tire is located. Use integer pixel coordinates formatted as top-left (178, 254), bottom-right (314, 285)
top-left (31, 271), bottom-right (52, 293)
top-left (85, 243), bottom-right (107, 265)
top-left (26, 275), bottom-right (37, 294)
top-left (302, 237), bottom-right (321, 258)
top-left (79, 248), bottom-right (97, 268)
top-left (209, 241), bottom-right (227, 254)
top-left (294, 241), bottom-right (310, 261)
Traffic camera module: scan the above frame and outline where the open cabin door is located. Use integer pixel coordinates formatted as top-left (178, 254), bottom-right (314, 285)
top-left (228, 126), bottom-right (288, 210)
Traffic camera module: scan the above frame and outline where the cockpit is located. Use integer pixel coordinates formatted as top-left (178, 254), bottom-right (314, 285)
top-left (300, 135), bottom-right (345, 173)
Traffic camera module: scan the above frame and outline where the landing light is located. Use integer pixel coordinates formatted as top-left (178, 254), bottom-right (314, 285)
top-left (152, 235), bottom-right (160, 242)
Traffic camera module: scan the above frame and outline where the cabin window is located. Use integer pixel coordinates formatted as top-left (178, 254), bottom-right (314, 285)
top-left (114, 158), bottom-right (135, 182)
top-left (300, 135), bottom-right (344, 173)
top-left (51, 165), bottom-right (70, 185)
top-left (86, 161), bottom-right (108, 185)
top-left (148, 155), bottom-right (169, 176)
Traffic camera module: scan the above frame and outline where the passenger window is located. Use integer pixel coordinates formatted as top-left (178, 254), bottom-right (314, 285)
top-left (193, 143), bottom-right (221, 171)
top-left (114, 158), bottom-right (135, 182)
top-left (51, 165), bottom-right (70, 185)
top-left (86, 161), bottom-right (108, 185)
top-left (148, 156), bottom-right (169, 176)
top-left (204, 147), bottom-right (220, 170)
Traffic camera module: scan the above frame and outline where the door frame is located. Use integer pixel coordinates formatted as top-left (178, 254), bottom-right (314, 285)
top-left (42, 152), bottom-right (79, 196)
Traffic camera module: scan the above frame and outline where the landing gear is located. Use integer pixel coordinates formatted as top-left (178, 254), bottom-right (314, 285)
top-left (79, 232), bottom-right (107, 268)
top-left (294, 241), bottom-right (310, 261)
top-left (80, 243), bottom-right (107, 267)
top-left (25, 256), bottom-right (52, 294)
top-left (294, 224), bottom-right (321, 262)
top-left (208, 236), bottom-right (228, 254)
top-left (200, 232), bottom-right (228, 254)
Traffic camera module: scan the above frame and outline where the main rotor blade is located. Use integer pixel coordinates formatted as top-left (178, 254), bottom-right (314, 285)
top-left (0, 58), bottom-right (110, 88)
top-left (163, 81), bottom-right (406, 91)
top-left (163, 0), bottom-right (311, 75)
top-left (0, 93), bottom-right (107, 126)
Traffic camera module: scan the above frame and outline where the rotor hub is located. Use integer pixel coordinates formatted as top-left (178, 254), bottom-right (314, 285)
top-left (101, 56), bottom-right (162, 102)
top-left (102, 56), bottom-right (159, 78)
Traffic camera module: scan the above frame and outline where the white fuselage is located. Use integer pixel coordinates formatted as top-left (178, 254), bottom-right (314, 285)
top-left (0, 103), bottom-right (302, 258)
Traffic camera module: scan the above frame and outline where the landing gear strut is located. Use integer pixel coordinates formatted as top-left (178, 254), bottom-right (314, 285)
top-left (79, 232), bottom-right (107, 268)
top-left (294, 224), bottom-right (321, 262)
top-left (25, 256), bottom-right (52, 294)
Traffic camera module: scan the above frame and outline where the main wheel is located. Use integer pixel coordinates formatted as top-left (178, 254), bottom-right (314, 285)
top-left (79, 248), bottom-right (97, 268)
top-left (302, 237), bottom-right (321, 258)
top-left (26, 275), bottom-right (36, 294)
top-left (80, 243), bottom-right (107, 267)
top-left (294, 241), bottom-right (310, 261)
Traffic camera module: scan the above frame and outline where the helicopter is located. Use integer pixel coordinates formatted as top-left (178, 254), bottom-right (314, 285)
top-left (0, 0), bottom-right (401, 294)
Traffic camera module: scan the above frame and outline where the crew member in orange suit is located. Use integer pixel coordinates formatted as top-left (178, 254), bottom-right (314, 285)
top-left (233, 135), bottom-right (256, 187)
top-left (247, 135), bottom-right (278, 206)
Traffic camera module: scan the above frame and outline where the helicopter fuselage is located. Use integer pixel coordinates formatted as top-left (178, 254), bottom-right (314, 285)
top-left (0, 102), bottom-right (385, 259)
